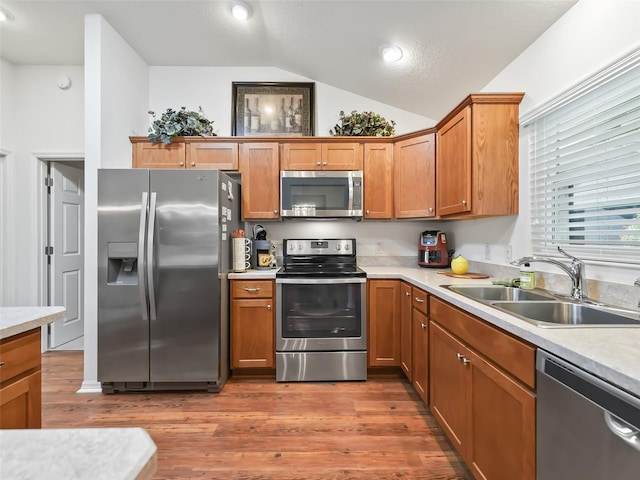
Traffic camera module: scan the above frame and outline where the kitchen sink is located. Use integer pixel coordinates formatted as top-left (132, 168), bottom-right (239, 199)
top-left (445, 285), bottom-right (555, 302)
top-left (491, 301), bottom-right (640, 328)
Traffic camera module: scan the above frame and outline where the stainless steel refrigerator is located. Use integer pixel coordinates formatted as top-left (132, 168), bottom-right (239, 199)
top-left (97, 169), bottom-right (241, 393)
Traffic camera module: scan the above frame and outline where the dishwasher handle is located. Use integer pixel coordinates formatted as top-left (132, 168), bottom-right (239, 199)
top-left (604, 412), bottom-right (640, 452)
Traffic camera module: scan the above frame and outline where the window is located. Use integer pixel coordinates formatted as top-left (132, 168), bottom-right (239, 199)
top-left (525, 51), bottom-right (640, 264)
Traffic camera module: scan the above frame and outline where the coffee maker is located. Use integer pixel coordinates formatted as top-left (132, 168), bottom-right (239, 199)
top-left (418, 230), bottom-right (451, 268)
top-left (252, 225), bottom-right (276, 270)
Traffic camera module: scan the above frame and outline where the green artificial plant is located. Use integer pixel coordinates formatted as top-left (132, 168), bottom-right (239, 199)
top-left (147, 106), bottom-right (216, 144)
top-left (329, 110), bottom-right (396, 137)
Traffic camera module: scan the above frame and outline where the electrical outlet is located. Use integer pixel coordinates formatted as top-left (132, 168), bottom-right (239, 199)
top-left (506, 245), bottom-right (513, 262)
top-left (375, 241), bottom-right (384, 255)
top-left (484, 244), bottom-right (491, 261)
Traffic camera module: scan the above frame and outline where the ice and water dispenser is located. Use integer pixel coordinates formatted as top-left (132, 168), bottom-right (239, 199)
top-left (107, 242), bottom-right (138, 285)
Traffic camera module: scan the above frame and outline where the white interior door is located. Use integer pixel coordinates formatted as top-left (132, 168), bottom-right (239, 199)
top-left (49, 162), bottom-right (84, 348)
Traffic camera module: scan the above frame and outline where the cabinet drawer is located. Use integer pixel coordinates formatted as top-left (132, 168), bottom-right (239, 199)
top-left (430, 296), bottom-right (535, 389)
top-left (232, 280), bottom-right (274, 299)
top-left (0, 329), bottom-right (41, 384)
top-left (412, 287), bottom-right (428, 315)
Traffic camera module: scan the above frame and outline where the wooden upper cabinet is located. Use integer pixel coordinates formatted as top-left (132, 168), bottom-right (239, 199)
top-left (280, 143), bottom-right (322, 169)
top-left (322, 143), bottom-right (363, 170)
top-left (133, 139), bottom-right (186, 169)
top-left (280, 142), bottom-right (363, 170)
top-left (393, 133), bottom-right (436, 218)
top-left (363, 143), bottom-right (393, 219)
top-left (186, 142), bottom-right (238, 170)
top-left (436, 93), bottom-right (524, 218)
top-left (239, 143), bottom-right (280, 219)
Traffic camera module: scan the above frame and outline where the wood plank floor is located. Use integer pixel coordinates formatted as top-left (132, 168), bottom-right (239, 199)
top-left (42, 351), bottom-right (471, 479)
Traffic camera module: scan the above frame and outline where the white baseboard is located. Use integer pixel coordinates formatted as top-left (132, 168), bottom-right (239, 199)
top-left (77, 380), bottom-right (102, 394)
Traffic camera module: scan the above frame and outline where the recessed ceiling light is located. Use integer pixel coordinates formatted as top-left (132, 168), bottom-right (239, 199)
top-left (0, 7), bottom-right (15, 22)
top-left (380, 45), bottom-right (403, 63)
top-left (229, 1), bottom-right (251, 21)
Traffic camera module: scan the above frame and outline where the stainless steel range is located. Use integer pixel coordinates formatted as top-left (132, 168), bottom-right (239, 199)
top-left (275, 238), bottom-right (367, 382)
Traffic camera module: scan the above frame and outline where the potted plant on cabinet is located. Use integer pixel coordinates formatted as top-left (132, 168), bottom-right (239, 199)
top-left (147, 106), bottom-right (217, 144)
top-left (329, 110), bottom-right (396, 136)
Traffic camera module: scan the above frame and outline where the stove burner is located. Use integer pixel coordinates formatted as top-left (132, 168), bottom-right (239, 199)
top-left (277, 238), bottom-right (365, 279)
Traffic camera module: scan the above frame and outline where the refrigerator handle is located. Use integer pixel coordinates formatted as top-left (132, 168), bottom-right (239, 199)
top-left (147, 192), bottom-right (158, 322)
top-left (138, 192), bottom-right (149, 321)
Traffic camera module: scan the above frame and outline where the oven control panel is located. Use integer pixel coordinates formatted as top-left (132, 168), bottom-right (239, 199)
top-left (285, 238), bottom-right (356, 256)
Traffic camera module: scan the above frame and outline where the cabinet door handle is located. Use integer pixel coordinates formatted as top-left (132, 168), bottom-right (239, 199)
top-left (414, 297), bottom-right (424, 303)
top-left (191, 162), bottom-right (196, 167)
top-left (179, 161), bottom-right (184, 166)
top-left (244, 287), bottom-right (261, 292)
top-left (0, 361), bottom-right (4, 367)
top-left (420, 322), bottom-right (426, 329)
top-left (266, 304), bottom-right (271, 310)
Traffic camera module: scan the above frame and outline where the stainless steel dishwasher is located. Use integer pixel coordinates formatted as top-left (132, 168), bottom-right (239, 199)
top-left (537, 350), bottom-right (640, 479)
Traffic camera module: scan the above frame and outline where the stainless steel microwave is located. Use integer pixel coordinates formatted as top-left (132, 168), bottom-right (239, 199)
top-left (280, 170), bottom-right (363, 218)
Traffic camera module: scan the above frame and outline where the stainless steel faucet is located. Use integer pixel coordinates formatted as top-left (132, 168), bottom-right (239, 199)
top-left (511, 246), bottom-right (588, 301)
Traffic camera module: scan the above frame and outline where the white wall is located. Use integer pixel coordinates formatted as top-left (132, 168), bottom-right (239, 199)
top-left (448, 0), bottom-right (640, 285)
top-left (82, 14), bottom-right (149, 391)
top-left (148, 67), bottom-right (434, 137)
top-left (0, 61), bottom-right (84, 306)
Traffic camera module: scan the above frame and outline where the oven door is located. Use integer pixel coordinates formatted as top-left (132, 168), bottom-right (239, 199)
top-left (276, 277), bottom-right (366, 351)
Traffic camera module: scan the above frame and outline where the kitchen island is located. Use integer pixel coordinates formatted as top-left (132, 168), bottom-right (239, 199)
top-left (0, 427), bottom-right (157, 480)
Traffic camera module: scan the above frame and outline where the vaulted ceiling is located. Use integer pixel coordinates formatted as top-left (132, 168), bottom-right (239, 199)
top-left (0, 0), bottom-right (577, 119)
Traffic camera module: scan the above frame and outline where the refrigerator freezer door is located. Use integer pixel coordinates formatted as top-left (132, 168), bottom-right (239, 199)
top-left (149, 170), bottom-right (222, 383)
top-left (98, 169), bottom-right (150, 382)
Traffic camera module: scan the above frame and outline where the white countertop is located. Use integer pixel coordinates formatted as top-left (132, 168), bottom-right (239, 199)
top-left (361, 266), bottom-right (640, 398)
top-left (229, 268), bottom-right (278, 279)
top-left (0, 428), bottom-right (157, 480)
top-left (0, 306), bottom-right (66, 340)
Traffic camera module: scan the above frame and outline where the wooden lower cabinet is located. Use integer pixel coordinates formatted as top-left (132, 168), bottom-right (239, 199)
top-left (0, 329), bottom-right (42, 429)
top-left (367, 280), bottom-right (400, 367)
top-left (230, 280), bottom-right (275, 369)
top-left (411, 301), bottom-right (428, 404)
top-left (429, 298), bottom-right (535, 480)
top-left (399, 282), bottom-right (412, 378)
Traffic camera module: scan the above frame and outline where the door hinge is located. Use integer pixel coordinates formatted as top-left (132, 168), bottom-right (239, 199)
top-left (45, 246), bottom-right (54, 256)
top-left (44, 176), bottom-right (53, 188)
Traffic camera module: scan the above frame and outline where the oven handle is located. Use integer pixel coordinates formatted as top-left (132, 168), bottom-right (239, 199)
top-left (276, 277), bottom-right (366, 285)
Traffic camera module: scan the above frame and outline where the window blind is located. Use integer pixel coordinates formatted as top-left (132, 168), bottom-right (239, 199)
top-left (526, 53), bottom-right (640, 264)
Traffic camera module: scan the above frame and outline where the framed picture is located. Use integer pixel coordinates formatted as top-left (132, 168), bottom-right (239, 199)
top-left (232, 82), bottom-right (315, 136)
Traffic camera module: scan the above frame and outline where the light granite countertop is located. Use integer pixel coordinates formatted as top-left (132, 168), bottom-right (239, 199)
top-left (0, 427), bottom-right (157, 480)
top-left (228, 265), bottom-right (640, 397)
top-left (229, 268), bottom-right (278, 279)
top-left (362, 266), bottom-right (640, 398)
top-left (0, 306), bottom-right (66, 340)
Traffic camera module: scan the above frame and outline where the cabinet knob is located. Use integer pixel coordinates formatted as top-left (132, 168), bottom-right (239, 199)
top-left (462, 358), bottom-right (471, 366)
top-left (461, 200), bottom-right (467, 205)
top-left (428, 207), bottom-right (433, 213)
top-left (273, 209), bottom-right (278, 215)
top-left (405, 291), bottom-right (410, 296)
top-left (316, 161), bottom-right (321, 166)
top-left (322, 162), bottom-right (327, 166)
top-left (0, 361), bottom-right (4, 367)
top-left (179, 161), bottom-right (184, 166)
top-left (191, 162), bottom-right (196, 167)
top-left (366, 210), bottom-right (370, 215)
top-left (456, 353), bottom-right (464, 360)
top-left (266, 304), bottom-right (271, 310)
top-left (420, 322), bottom-right (426, 329)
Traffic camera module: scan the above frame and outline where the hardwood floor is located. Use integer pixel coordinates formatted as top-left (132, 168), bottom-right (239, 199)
top-left (42, 352), bottom-right (470, 479)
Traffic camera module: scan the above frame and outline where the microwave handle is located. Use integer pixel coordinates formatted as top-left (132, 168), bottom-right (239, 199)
top-left (348, 176), bottom-right (354, 211)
